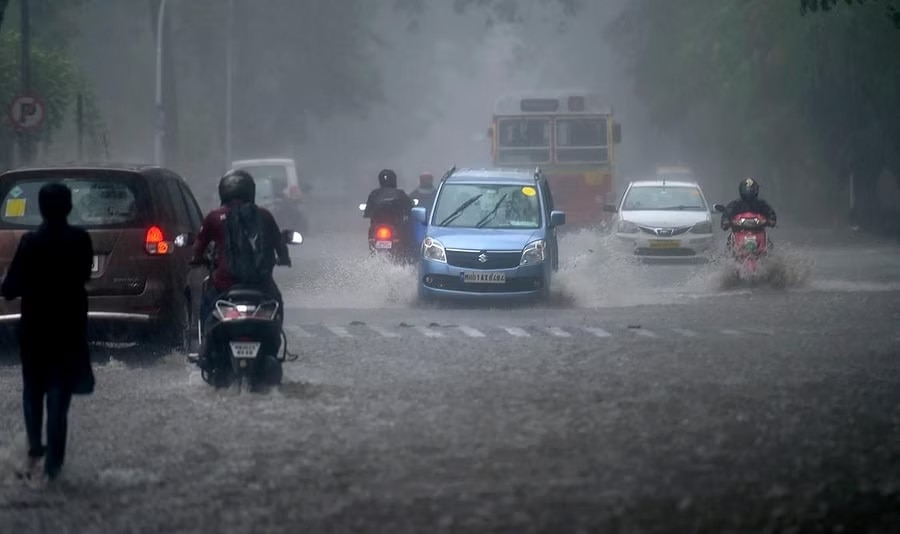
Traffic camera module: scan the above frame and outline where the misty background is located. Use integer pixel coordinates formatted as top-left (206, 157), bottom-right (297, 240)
top-left (0, 0), bottom-right (897, 231)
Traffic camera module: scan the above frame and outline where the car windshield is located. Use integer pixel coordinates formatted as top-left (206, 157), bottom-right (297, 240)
top-left (496, 118), bottom-right (551, 164)
top-left (433, 183), bottom-right (542, 229)
top-left (238, 165), bottom-right (290, 189)
top-left (622, 186), bottom-right (707, 211)
top-left (0, 176), bottom-right (145, 228)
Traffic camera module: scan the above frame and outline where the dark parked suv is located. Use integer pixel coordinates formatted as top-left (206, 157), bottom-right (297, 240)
top-left (0, 163), bottom-right (205, 348)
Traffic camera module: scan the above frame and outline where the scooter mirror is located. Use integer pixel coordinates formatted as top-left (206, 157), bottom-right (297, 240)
top-left (174, 233), bottom-right (194, 248)
top-left (359, 203), bottom-right (366, 211)
top-left (712, 203), bottom-right (725, 213)
top-left (281, 230), bottom-right (303, 244)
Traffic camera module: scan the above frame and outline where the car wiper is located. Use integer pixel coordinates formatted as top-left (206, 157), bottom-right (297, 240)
top-left (656, 205), bottom-right (702, 210)
top-left (438, 194), bottom-right (483, 226)
top-left (475, 193), bottom-right (509, 228)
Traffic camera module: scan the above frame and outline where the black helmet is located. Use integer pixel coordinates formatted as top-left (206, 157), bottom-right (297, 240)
top-left (219, 169), bottom-right (256, 205)
top-left (378, 169), bottom-right (397, 188)
top-left (739, 178), bottom-right (759, 201)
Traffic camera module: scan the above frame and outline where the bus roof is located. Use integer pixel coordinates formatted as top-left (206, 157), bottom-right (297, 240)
top-left (494, 92), bottom-right (612, 115)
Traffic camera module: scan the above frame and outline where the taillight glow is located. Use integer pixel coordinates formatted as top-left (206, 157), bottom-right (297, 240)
top-left (145, 226), bottom-right (172, 255)
top-left (375, 226), bottom-right (393, 240)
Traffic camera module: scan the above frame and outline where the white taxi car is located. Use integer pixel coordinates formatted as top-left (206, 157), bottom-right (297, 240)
top-left (604, 180), bottom-right (717, 259)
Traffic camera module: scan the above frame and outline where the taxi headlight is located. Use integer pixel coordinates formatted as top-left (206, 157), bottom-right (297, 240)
top-left (617, 220), bottom-right (640, 234)
top-left (422, 237), bottom-right (446, 263)
top-left (520, 240), bottom-right (546, 265)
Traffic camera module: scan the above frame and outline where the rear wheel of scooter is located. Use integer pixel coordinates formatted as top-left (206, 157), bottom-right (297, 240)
top-left (258, 355), bottom-right (283, 387)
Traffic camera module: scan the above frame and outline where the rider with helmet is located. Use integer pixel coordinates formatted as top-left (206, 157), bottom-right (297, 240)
top-left (363, 168), bottom-right (414, 239)
top-left (721, 178), bottom-right (777, 230)
top-left (410, 172), bottom-right (437, 214)
top-left (191, 170), bottom-right (291, 361)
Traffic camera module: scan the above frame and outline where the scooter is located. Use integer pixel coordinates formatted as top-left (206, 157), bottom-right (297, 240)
top-left (358, 199), bottom-right (420, 264)
top-left (714, 205), bottom-right (773, 278)
top-left (187, 230), bottom-right (303, 393)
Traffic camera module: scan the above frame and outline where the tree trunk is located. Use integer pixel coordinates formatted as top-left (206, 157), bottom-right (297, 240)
top-left (149, 0), bottom-right (179, 169)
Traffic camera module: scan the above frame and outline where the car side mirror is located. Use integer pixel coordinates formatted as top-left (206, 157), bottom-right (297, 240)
top-left (411, 206), bottom-right (427, 224)
top-left (358, 203), bottom-right (366, 211)
top-left (603, 203), bottom-right (618, 213)
top-left (713, 203), bottom-right (725, 213)
top-left (174, 233), bottom-right (194, 248)
top-left (550, 210), bottom-right (566, 227)
top-left (612, 122), bottom-right (622, 144)
top-left (281, 230), bottom-right (303, 244)
top-left (486, 126), bottom-right (494, 139)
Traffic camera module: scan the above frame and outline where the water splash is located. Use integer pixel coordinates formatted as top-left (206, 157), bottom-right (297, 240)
top-left (284, 254), bottom-right (417, 309)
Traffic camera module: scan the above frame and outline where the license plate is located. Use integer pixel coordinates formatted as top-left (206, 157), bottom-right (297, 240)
top-left (462, 272), bottom-right (506, 284)
top-left (91, 255), bottom-right (100, 272)
top-left (648, 240), bottom-right (681, 249)
top-left (375, 240), bottom-right (392, 249)
top-left (229, 341), bottom-right (261, 359)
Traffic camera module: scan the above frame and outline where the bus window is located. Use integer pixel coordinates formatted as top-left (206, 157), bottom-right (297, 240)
top-left (497, 118), bottom-right (551, 164)
top-left (556, 118), bottom-right (609, 163)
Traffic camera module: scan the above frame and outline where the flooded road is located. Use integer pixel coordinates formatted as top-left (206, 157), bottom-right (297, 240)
top-left (1, 223), bottom-right (899, 532)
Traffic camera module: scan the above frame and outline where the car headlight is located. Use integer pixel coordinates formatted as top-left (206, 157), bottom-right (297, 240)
top-left (520, 240), bottom-right (546, 265)
top-left (690, 221), bottom-right (712, 234)
top-left (617, 220), bottom-right (639, 234)
top-left (422, 237), bottom-right (446, 263)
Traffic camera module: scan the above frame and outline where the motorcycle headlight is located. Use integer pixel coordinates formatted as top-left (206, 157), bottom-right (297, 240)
top-left (521, 240), bottom-right (546, 265)
top-left (617, 220), bottom-right (640, 234)
top-left (422, 237), bottom-right (446, 263)
top-left (690, 221), bottom-right (712, 234)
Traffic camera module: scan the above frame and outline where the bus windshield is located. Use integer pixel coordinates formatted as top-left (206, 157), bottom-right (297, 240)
top-left (556, 118), bottom-right (609, 163)
top-left (496, 117), bottom-right (551, 164)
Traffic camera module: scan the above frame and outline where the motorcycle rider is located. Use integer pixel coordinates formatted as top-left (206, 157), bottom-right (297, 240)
top-left (363, 169), bottom-right (414, 244)
top-left (191, 170), bottom-right (291, 366)
top-left (721, 178), bottom-right (777, 230)
top-left (410, 172), bottom-right (437, 213)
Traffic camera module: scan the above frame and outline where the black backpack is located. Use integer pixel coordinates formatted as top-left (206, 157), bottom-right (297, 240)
top-left (223, 204), bottom-right (273, 287)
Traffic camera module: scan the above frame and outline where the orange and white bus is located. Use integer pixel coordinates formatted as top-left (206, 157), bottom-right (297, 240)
top-left (488, 92), bottom-right (622, 225)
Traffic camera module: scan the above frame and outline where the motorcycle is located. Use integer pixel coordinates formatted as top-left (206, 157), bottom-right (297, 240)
top-left (358, 198), bottom-right (419, 264)
top-left (185, 229), bottom-right (304, 393)
top-left (714, 205), bottom-right (773, 278)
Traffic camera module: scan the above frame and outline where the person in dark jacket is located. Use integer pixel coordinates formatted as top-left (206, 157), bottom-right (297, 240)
top-left (191, 170), bottom-right (290, 369)
top-left (363, 169), bottom-right (414, 251)
top-left (1, 183), bottom-right (94, 483)
top-left (409, 172), bottom-right (437, 214)
top-left (721, 178), bottom-right (777, 229)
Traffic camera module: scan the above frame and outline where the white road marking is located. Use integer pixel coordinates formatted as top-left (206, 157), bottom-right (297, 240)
top-left (415, 326), bottom-right (444, 337)
top-left (368, 325), bottom-right (400, 338)
top-left (284, 325), bottom-right (313, 338)
top-left (672, 328), bottom-right (697, 338)
top-left (502, 327), bottom-right (531, 337)
top-left (326, 326), bottom-right (352, 338)
top-left (721, 329), bottom-right (741, 336)
top-left (547, 327), bottom-right (572, 337)
top-left (584, 327), bottom-right (612, 338)
top-left (458, 326), bottom-right (486, 338)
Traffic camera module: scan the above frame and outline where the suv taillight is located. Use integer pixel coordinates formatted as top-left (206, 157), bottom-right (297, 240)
top-left (145, 225), bottom-right (172, 255)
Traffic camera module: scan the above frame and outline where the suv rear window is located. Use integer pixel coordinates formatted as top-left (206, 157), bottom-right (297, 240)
top-left (0, 173), bottom-right (148, 228)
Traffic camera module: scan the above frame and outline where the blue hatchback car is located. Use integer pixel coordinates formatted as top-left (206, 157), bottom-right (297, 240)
top-left (413, 167), bottom-right (566, 302)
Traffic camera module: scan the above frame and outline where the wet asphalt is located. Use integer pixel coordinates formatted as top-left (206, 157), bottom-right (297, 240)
top-left (0, 223), bottom-right (898, 533)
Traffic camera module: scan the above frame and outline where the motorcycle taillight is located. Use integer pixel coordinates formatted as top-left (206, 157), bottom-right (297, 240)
top-left (375, 226), bottom-right (393, 240)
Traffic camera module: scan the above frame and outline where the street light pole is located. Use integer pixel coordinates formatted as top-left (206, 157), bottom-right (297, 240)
top-left (224, 0), bottom-right (234, 170)
top-left (20, 0), bottom-right (32, 165)
top-left (154, 0), bottom-right (168, 166)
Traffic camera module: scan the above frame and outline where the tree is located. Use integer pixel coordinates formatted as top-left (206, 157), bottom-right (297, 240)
top-left (607, 0), bottom-right (900, 226)
top-left (800, 0), bottom-right (900, 28)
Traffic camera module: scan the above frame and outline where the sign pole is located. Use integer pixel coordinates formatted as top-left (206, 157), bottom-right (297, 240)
top-left (20, 0), bottom-right (32, 165)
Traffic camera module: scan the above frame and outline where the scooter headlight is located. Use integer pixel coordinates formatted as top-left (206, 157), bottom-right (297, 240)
top-left (422, 237), bottom-right (446, 263)
top-left (520, 240), bottom-right (546, 265)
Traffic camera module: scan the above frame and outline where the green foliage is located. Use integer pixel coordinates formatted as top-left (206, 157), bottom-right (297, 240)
top-left (608, 0), bottom-right (900, 219)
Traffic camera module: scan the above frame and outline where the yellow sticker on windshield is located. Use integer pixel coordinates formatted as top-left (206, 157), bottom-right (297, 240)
top-left (521, 186), bottom-right (536, 197)
top-left (5, 198), bottom-right (26, 217)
